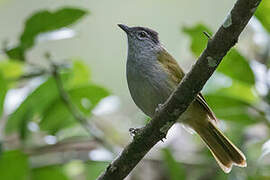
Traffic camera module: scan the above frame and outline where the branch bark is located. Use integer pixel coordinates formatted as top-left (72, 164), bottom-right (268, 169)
top-left (98, 0), bottom-right (262, 179)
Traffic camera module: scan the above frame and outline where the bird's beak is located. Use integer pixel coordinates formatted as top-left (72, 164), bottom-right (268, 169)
top-left (118, 24), bottom-right (131, 34)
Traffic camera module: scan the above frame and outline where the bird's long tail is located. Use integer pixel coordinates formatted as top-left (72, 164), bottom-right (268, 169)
top-left (193, 121), bottom-right (246, 173)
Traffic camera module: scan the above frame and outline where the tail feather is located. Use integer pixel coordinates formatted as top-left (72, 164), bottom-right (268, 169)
top-left (194, 121), bottom-right (246, 173)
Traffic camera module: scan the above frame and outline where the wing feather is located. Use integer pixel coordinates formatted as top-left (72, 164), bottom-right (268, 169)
top-left (157, 49), bottom-right (217, 122)
top-left (197, 93), bottom-right (218, 122)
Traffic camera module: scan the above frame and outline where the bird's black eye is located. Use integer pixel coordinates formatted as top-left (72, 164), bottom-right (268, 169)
top-left (138, 31), bottom-right (147, 39)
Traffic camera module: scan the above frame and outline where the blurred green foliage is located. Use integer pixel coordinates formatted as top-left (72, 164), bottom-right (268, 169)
top-left (32, 166), bottom-right (69, 180)
top-left (0, 2), bottom-right (270, 180)
top-left (0, 60), bottom-right (23, 117)
top-left (162, 148), bottom-right (186, 180)
top-left (0, 7), bottom-right (111, 180)
top-left (40, 84), bottom-right (109, 134)
top-left (0, 60), bottom-right (23, 79)
top-left (6, 7), bottom-right (88, 61)
top-left (85, 162), bottom-right (109, 180)
top-left (183, 23), bottom-right (264, 128)
top-left (183, 24), bottom-right (255, 85)
top-left (6, 76), bottom-right (60, 134)
top-left (255, 0), bottom-right (270, 33)
top-left (205, 94), bottom-right (259, 125)
top-left (0, 150), bottom-right (30, 180)
top-left (174, 4), bottom-right (270, 180)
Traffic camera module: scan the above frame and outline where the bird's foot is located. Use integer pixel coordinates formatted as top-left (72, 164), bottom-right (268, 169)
top-left (129, 127), bottom-right (142, 137)
top-left (160, 133), bottom-right (167, 142)
top-left (155, 103), bottom-right (164, 114)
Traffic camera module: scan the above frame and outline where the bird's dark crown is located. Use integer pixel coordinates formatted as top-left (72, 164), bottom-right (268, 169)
top-left (131, 26), bottom-right (159, 44)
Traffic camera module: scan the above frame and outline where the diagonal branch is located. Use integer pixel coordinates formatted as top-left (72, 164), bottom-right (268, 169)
top-left (97, 0), bottom-right (262, 179)
top-left (51, 64), bottom-right (115, 153)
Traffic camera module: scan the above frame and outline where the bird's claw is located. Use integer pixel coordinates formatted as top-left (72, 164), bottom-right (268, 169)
top-left (155, 104), bottom-right (164, 114)
top-left (129, 127), bottom-right (142, 137)
top-left (160, 133), bottom-right (167, 142)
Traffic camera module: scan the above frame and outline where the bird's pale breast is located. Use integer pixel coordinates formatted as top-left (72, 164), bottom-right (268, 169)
top-left (126, 56), bottom-right (175, 117)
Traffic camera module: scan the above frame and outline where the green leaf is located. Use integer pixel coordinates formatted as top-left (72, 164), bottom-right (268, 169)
top-left (0, 59), bottom-right (24, 89)
top-left (162, 148), bottom-right (186, 180)
top-left (6, 47), bottom-right (25, 61)
top-left (85, 161), bottom-right (108, 180)
top-left (40, 84), bottom-right (110, 133)
top-left (218, 49), bottom-right (255, 85)
top-left (215, 80), bottom-right (257, 103)
top-left (31, 166), bottom-right (69, 180)
top-left (255, 0), bottom-right (270, 33)
top-left (5, 60), bottom-right (105, 136)
top-left (67, 60), bottom-right (91, 87)
top-left (0, 73), bottom-right (7, 117)
top-left (39, 100), bottom-right (73, 134)
top-left (68, 85), bottom-right (109, 115)
top-left (204, 94), bottom-right (260, 125)
top-left (6, 7), bottom-right (88, 60)
top-left (5, 77), bottom-right (59, 133)
top-left (0, 150), bottom-right (29, 180)
top-left (182, 24), bottom-right (211, 57)
top-left (182, 24), bottom-right (255, 85)
top-left (0, 60), bottom-right (24, 79)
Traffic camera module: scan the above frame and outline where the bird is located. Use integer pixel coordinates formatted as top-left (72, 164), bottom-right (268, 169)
top-left (118, 24), bottom-right (247, 173)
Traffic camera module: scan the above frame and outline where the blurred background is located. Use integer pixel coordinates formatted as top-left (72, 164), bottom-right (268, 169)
top-left (0, 0), bottom-right (270, 179)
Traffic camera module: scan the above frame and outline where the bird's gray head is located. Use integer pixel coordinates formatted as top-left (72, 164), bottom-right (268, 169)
top-left (118, 24), bottom-right (162, 59)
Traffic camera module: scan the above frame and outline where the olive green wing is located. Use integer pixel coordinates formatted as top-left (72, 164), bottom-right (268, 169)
top-left (157, 49), bottom-right (217, 121)
top-left (157, 49), bottom-right (185, 85)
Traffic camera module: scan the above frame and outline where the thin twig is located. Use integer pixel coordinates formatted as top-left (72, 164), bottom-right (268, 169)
top-left (97, 0), bottom-right (262, 179)
top-left (8, 70), bottom-right (48, 81)
top-left (203, 31), bottom-right (212, 40)
top-left (24, 139), bottom-right (98, 155)
top-left (51, 64), bottom-right (115, 153)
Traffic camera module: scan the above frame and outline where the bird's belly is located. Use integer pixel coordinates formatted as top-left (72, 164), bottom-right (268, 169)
top-left (127, 70), bottom-right (209, 128)
top-left (127, 69), bottom-right (174, 117)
